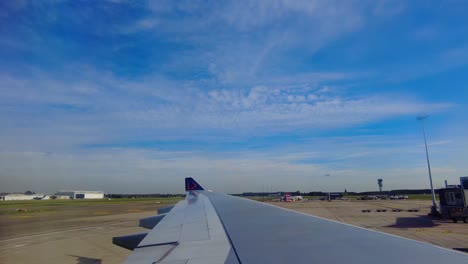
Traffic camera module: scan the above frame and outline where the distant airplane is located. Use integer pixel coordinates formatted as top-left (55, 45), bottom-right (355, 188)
top-left (113, 177), bottom-right (468, 263)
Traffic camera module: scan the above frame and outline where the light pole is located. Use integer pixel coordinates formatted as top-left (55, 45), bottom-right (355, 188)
top-left (325, 174), bottom-right (331, 201)
top-left (416, 116), bottom-right (438, 216)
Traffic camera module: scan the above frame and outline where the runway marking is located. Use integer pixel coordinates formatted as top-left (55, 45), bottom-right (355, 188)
top-left (0, 244), bottom-right (29, 252)
top-left (0, 220), bottom-right (136, 243)
top-left (11, 244), bottom-right (27, 248)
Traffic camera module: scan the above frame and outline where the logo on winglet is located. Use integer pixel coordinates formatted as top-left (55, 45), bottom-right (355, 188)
top-left (185, 177), bottom-right (205, 191)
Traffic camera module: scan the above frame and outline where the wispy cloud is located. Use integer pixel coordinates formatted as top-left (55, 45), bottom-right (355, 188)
top-left (1, 135), bottom-right (464, 193)
top-left (426, 140), bottom-right (452, 147)
top-left (0, 148), bottom-right (323, 193)
top-left (107, 0), bottom-right (388, 85)
top-left (402, 45), bottom-right (468, 81)
top-left (0, 69), bottom-right (452, 152)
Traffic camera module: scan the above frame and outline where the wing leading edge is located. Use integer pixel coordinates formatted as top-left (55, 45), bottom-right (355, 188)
top-left (114, 178), bottom-right (468, 264)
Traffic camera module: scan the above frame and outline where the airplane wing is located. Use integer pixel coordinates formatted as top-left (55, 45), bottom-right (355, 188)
top-left (113, 177), bottom-right (468, 263)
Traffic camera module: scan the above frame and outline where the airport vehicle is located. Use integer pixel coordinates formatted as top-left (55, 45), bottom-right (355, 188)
top-left (113, 177), bottom-right (468, 263)
top-left (439, 177), bottom-right (468, 223)
top-left (389, 195), bottom-right (408, 200)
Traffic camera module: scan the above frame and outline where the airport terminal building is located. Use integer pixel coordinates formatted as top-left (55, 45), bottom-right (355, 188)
top-left (55, 190), bottom-right (104, 199)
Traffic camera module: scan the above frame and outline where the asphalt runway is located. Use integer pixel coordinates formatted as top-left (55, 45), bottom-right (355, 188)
top-left (0, 199), bottom-right (176, 264)
top-left (0, 213), bottom-right (147, 264)
top-left (1, 199), bottom-right (467, 263)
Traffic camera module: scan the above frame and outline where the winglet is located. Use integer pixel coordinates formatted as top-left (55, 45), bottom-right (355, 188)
top-left (185, 177), bottom-right (204, 191)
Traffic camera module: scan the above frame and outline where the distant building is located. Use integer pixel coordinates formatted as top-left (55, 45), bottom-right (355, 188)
top-left (0, 194), bottom-right (47, 201)
top-left (55, 190), bottom-right (104, 199)
top-left (50, 195), bottom-right (70, 200)
top-left (329, 193), bottom-right (343, 200)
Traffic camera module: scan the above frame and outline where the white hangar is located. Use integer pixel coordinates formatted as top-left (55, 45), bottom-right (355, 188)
top-left (55, 190), bottom-right (104, 199)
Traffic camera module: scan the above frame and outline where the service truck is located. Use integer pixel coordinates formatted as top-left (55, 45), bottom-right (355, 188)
top-left (439, 176), bottom-right (468, 223)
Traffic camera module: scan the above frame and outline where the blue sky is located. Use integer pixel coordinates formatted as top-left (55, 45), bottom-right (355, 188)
top-left (1, 0), bottom-right (468, 194)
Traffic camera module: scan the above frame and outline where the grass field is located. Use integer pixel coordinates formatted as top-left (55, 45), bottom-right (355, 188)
top-left (406, 194), bottom-right (436, 200)
top-left (0, 197), bottom-right (183, 215)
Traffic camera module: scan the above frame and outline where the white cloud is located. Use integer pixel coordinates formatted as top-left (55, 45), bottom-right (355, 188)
top-left (118, 18), bottom-right (159, 34)
top-left (307, 94), bottom-right (318, 101)
top-left (426, 140), bottom-right (452, 147)
top-left (384, 45), bottom-right (468, 82)
top-left (124, 86), bottom-right (451, 134)
top-left (318, 86), bottom-right (332, 93)
top-left (372, 0), bottom-right (406, 17)
top-left (0, 70), bottom-right (453, 154)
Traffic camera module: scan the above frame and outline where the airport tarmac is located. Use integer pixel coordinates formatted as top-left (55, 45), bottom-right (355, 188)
top-left (1, 199), bottom-right (467, 263)
top-left (271, 199), bottom-right (468, 252)
top-left (0, 199), bottom-right (174, 264)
